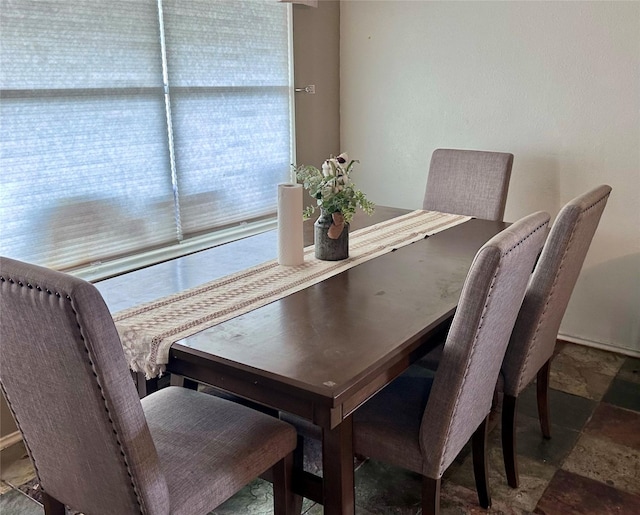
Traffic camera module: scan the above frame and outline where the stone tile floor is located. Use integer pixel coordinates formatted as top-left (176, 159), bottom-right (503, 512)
top-left (1, 342), bottom-right (638, 514)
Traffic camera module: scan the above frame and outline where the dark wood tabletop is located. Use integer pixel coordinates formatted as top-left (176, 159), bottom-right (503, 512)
top-left (96, 206), bottom-right (507, 515)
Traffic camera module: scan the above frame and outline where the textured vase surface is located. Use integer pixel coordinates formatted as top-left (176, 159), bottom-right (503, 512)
top-left (314, 210), bottom-right (349, 260)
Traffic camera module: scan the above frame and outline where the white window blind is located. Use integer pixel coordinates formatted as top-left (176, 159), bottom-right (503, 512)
top-left (0, 0), bottom-right (292, 275)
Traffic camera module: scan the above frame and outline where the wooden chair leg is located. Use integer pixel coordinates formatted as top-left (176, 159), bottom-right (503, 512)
top-left (42, 492), bottom-right (66, 515)
top-left (272, 453), bottom-right (296, 515)
top-left (422, 476), bottom-right (441, 515)
top-left (537, 360), bottom-right (552, 439)
top-left (472, 415), bottom-right (491, 509)
top-left (289, 435), bottom-right (305, 515)
top-left (502, 393), bottom-right (519, 488)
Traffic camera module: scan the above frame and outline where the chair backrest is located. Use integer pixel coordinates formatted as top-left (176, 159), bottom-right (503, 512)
top-left (419, 211), bottom-right (549, 479)
top-left (0, 257), bottom-right (170, 515)
top-left (501, 185), bottom-right (612, 396)
top-left (423, 148), bottom-right (513, 221)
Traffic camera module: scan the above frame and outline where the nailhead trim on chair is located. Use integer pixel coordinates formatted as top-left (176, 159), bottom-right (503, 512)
top-left (515, 190), bottom-right (611, 393)
top-left (436, 218), bottom-right (549, 474)
top-left (502, 220), bottom-right (549, 257)
top-left (0, 275), bottom-right (147, 514)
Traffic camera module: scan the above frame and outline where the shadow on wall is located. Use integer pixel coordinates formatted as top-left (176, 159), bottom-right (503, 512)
top-left (560, 252), bottom-right (640, 353)
top-left (506, 154), bottom-right (561, 221)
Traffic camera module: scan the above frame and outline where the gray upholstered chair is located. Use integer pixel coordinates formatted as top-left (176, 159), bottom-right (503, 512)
top-left (0, 257), bottom-right (297, 515)
top-left (423, 148), bottom-right (513, 221)
top-left (500, 184), bottom-right (612, 488)
top-left (352, 211), bottom-right (549, 515)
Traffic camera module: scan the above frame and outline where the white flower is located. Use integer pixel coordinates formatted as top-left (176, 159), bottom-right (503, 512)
top-left (294, 151), bottom-right (374, 223)
top-left (322, 160), bottom-right (332, 177)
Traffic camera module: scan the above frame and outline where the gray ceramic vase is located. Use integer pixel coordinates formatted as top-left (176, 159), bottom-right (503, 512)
top-left (314, 210), bottom-right (349, 260)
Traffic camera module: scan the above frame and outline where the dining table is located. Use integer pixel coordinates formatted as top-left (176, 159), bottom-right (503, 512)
top-left (95, 205), bottom-right (507, 515)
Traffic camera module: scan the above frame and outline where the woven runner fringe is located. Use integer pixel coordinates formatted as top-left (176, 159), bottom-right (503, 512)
top-left (114, 210), bottom-right (471, 378)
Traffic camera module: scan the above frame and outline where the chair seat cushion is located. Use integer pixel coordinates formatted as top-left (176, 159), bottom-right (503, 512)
top-left (141, 386), bottom-right (296, 515)
top-left (353, 369), bottom-right (434, 475)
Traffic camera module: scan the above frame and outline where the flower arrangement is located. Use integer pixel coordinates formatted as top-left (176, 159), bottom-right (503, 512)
top-left (294, 152), bottom-right (375, 223)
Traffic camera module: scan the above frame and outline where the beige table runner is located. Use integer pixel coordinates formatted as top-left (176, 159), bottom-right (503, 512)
top-left (114, 210), bottom-right (471, 378)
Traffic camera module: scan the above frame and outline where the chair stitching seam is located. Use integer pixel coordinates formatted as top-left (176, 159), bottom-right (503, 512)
top-left (515, 194), bottom-right (608, 392)
top-left (0, 276), bottom-right (147, 515)
top-left (0, 278), bottom-right (77, 503)
top-left (437, 266), bottom-right (500, 474)
top-left (0, 278), bottom-right (48, 490)
top-left (582, 193), bottom-right (610, 214)
top-left (66, 294), bottom-right (148, 515)
top-left (436, 219), bottom-right (547, 472)
top-left (502, 221), bottom-right (548, 257)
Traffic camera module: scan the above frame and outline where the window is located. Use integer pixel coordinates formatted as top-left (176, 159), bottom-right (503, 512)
top-left (0, 0), bottom-right (293, 280)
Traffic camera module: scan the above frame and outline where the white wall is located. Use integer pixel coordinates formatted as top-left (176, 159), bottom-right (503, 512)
top-left (340, 1), bottom-right (640, 354)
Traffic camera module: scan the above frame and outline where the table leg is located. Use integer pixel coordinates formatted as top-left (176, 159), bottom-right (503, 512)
top-left (170, 374), bottom-right (199, 390)
top-left (321, 415), bottom-right (355, 515)
top-left (132, 371), bottom-right (159, 399)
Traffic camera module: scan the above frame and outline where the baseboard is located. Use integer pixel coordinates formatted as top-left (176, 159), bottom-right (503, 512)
top-left (0, 431), bottom-right (22, 451)
top-left (557, 335), bottom-right (640, 358)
